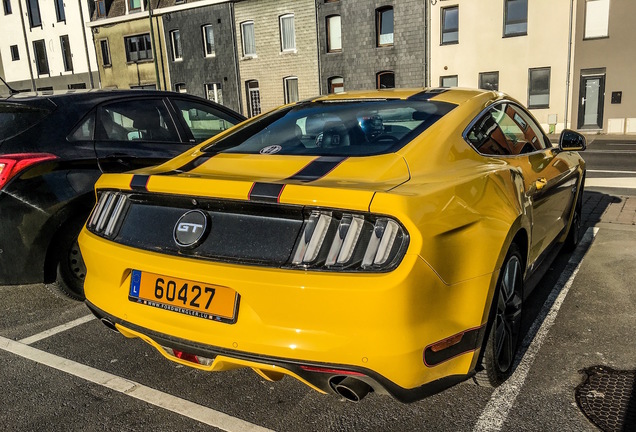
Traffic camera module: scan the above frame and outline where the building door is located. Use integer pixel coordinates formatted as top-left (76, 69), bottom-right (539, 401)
top-left (577, 74), bottom-right (605, 129)
top-left (246, 80), bottom-right (261, 117)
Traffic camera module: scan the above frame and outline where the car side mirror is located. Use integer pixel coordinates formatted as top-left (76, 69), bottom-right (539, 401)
top-left (558, 129), bottom-right (586, 151)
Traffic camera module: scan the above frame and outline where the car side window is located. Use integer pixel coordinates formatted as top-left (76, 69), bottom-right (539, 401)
top-left (68, 112), bottom-right (95, 141)
top-left (172, 99), bottom-right (237, 142)
top-left (97, 99), bottom-right (180, 142)
top-left (509, 105), bottom-right (549, 150)
top-left (467, 103), bottom-right (539, 156)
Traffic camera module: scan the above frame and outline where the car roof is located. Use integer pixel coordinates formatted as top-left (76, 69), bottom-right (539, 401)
top-left (308, 87), bottom-right (499, 105)
top-left (0, 88), bottom-right (188, 104)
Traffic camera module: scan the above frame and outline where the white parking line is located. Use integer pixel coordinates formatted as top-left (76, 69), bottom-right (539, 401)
top-left (473, 227), bottom-right (598, 432)
top-left (0, 335), bottom-right (274, 432)
top-left (19, 314), bottom-right (96, 345)
top-left (585, 178), bottom-right (636, 189)
top-left (587, 169), bottom-right (636, 175)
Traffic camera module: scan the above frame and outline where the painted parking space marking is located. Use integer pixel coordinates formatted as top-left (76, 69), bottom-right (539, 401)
top-left (19, 314), bottom-right (96, 345)
top-left (585, 178), bottom-right (636, 189)
top-left (0, 336), bottom-right (274, 432)
top-left (473, 227), bottom-right (598, 432)
top-left (587, 169), bottom-right (636, 175)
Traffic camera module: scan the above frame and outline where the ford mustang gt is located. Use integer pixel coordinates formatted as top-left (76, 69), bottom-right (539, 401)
top-left (79, 88), bottom-right (586, 402)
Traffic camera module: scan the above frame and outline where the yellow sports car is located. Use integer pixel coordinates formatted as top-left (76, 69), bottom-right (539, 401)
top-left (79, 88), bottom-right (586, 402)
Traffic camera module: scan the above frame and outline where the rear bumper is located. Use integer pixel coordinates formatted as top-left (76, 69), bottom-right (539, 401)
top-left (80, 228), bottom-right (496, 400)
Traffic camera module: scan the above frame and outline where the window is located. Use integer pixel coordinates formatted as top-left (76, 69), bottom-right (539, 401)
top-left (280, 14), bottom-right (295, 51)
top-left (10, 45), bottom-right (19, 61)
top-left (246, 80), bottom-right (261, 117)
top-left (584, 0), bottom-right (610, 39)
top-left (33, 39), bottom-right (49, 75)
top-left (328, 76), bottom-right (344, 94)
top-left (466, 103), bottom-right (547, 156)
top-left (69, 113), bottom-right (95, 141)
top-left (60, 35), bottom-right (73, 72)
top-left (284, 77), bottom-right (299, 104)
top-left (376, 7), bottom-right (394, 46)
top-left (326, 15), bottom-right (342, 52)
top-left (130, 84), bottom-right (156, 89)
top-left (128, 0), bottom-right (141, 11)
top-left (376, 71), bottom-right (395, 89)
top-left (479, 71), bottom-right (499, 91)
top-left (55, 0), bottom-right (65, 22)
top-left (205, 83), bottom-right (223, 105)
top-left (202, 24), bottom-right (215, 57)
top-left (100, 39), bottom-right (111, 66)
top-left (96, 0), bottom-right (106, 18)
top-left (68, 83), bottom-right (87, 89)
top-left (528, 67), bottom-right (550, 109)
top-left (441, 6), bottom-right (458, 44)
top-left (241, 21), bottom-right (256, 56)
top-left (3, 0), bottom-right (11, 15)
top-left (174, 83), bottom-right (187, 93)
top-left (97, 99), bottom-right (179, 142)
top-left (173, 99), bottom-right (238, 142)
top-left (27, 0), bottom-right (41, 27)
top-left (504, 0), bottom-right (527, 37)
top-left (440, 75), bottom-right (458, 87)
top-left (125, 34), bottom-right (152, 62)
top-left (170, 30), bottom-right (182, 61)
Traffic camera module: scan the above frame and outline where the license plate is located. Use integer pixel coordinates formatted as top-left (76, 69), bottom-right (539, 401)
top-left (129, 270), bottom-right (239, 324)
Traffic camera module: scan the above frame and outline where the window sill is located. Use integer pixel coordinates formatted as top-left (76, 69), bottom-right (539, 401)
top-left (280, 49), bottom-right (297, 55)
top-left (502, 32), bottom-right (527, 38)
top-left (173, 58), bottom-right (183, 63)
top-left (326, 50), bottom-right (342, 54)
top-left (528, 105), bottom-right (550, 110)
top-left (376, 44), bottom-right (394, 48)
top-left (126, 60), bottom-right (154, 65)
top-left (583, 35), bottom-right (609, 41)
top-left (440, 41), bottom-right (459, 46)
top-left (205, 54), bottom-right (216, 59)
top-left (241, 55), bottom-right (257, 60)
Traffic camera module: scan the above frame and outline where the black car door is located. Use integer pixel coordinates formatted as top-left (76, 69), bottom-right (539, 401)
top-left (94, 97), bottom-right (191, 173)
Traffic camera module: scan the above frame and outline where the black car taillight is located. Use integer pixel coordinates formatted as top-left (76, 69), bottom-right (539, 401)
top-left (0, 153), bottom-right (58, 190)
top-left (290, 210), bottom-right (409, 272)
top-left (87, 191), bottom-right (129, 238)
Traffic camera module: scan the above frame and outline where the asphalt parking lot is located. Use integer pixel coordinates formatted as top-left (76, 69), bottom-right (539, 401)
top-left (2, 138), bottom-right (636, 431)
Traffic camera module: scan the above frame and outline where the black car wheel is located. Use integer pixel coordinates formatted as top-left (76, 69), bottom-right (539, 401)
top-left (51, 230), bottom-right (87, 301)
top-left (475, 244), bottom-right (523, 387)
top-left (563, 187), bottom-right (584, 252)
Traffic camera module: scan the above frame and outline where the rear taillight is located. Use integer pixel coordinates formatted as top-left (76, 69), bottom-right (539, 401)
top-left (0, 153), bottom-right (58, 189)
top-left (87, 191), bottom-right (129, 238)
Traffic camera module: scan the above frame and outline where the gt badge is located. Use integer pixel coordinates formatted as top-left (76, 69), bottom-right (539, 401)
top-left (259, 145), bottom-right (282, 154)
top-left (174, 210), bottom-right (209, 248)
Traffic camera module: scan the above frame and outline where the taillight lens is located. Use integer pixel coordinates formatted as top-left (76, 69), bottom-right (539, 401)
top-left (0, 153), bottom-right (58, 189)
top-left (290, 210), bottom-right (408, 272)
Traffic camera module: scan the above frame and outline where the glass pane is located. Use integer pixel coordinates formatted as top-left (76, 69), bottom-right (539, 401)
top-left (378, 72), bottom-right (395, 89)
top-left (286, 78), bottom-right (299, 103)
top-left (69, 113), bottom-right (95, 141)
top-left (583, 78), bottom-right (600, 126)
top-left (440, 76), bottom-right (458, 87)
top-left (28, 0), bottom-right (41, 26)
top-left (281, 16), bottom-right (295, 50)
top-left (442, 7), bottom-right (458, 43)
top-left (379, 9), bottom-right (394, 45)
top-left (585, 0), bottom-right (610, 38)
top-left (243, 23), bottom-right (255, 55)
top-left (100, 100), bottom-right (179, 142)
top-left (479, 72), bottom-right (499, 91)
top-left (204, 26), bottom-right (215, 55)
top-left (505, 0), bottom-right (527, 35)
top-left (327, 16), bottom-right (341, 51)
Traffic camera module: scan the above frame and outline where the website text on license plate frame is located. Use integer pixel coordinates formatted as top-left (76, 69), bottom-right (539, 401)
top-left (129, 270), bottom-right (239, 324)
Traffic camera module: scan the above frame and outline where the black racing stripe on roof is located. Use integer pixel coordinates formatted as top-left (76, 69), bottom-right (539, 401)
top-left (286, 156), bottom-right (348, 183)
top-left (407, 88), bottom-right (449, 101)
top-left (130, 175), bottom-right (150, 191)
top-left (248, 183), bottom-right (285, 203)
top-left (160, 154), bottom-right (214, 175)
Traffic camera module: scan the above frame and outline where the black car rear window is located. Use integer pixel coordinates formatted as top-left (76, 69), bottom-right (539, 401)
top-left (0, 103), bottom-right (52, 141)
top-left (203, 99), bottom-right (456, 156)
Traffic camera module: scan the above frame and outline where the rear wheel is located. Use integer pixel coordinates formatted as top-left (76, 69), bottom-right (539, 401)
top-left (563, 189), bottom-right (583, 252)
top-left (50, 229), bottom-right (86, 301)
top-left (474, 244), bottom-right (523, 387)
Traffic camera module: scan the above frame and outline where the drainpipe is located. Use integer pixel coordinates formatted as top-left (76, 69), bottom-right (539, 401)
top-left (425, 0), bottom-right (432, 87)
top-left (230, 2), bottom-right (243, 115)
top-left (148, 0), bottom-right (161, 89)
top-left (78, 0), bottom-right (95, 88)
top-left (315, 0), bottom-right (322, 94)
top-left (564, 0), bottom-right (575, 130)
top-left (17, 0), bottom-right (36, 90)
top-left (155, 15), bottom-right (168, 90)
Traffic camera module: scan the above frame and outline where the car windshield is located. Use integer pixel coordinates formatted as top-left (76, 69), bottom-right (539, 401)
top-left (0, 103), bottom-right (52, 141)
top-left (204, 99), bottom-right (456, 156)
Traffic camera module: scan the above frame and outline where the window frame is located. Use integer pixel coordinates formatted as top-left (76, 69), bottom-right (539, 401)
top-left (528, 67), bottom-right (551, 109)
top-left (27, 0), bottom-right (41, 28)
top-left (100, 39), bottom-right (111, 67)
top-left (326, 15), bottom-right (342, 53)
top-left (328, 76), bottom-right (344, 94)
top-left (124, 33), bottom-right (153, 63)
top-left (279, 13), bottom-right (296, 52)
top-left (55, 0), bottom-right (65, 22)
top-left (96, 0), bottom-right (106, 18)
top-left (440, 75), bottom-right (458, 88)
top-left (246, 80), bottom-right (261, 117)
top-left (284, 76), bottom-right (299, 104)
top-left (376, 6), bottom-right (394, 47)
top-left (478, 71), bottom-right (499, 91)
top-left (170, 30), bottom-right (182, 62)
top-left (128, 0), bottom-right (141, 12)
top-left (3, 0), bottom-right (12, 15)
top-left (584, 0), bottom-right (610, 40)
top-left (33, 39), bottom-right (49, 75)
top-left (503, 0), bottom-right (528, 38)
top-left (60, 35), bottom-right (73, 72)
top-left (205, 82), bottom-right (223, 104)
top-left (10, 45), bottom-right (19, 61)
top-left (202, 24), bottom-right (215, 57)
top-left (441, 6), bottom-right (459, 45)
top-left (376, 70), bottom-right (395, 89)
top-left (241, 21), bottom-right (256, 57)
top-left (174, 83), bottom-right (187, 93)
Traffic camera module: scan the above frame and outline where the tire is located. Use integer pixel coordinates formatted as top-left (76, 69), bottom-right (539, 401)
top-left (563, 188), bottom-right (583, 252)
top-left (51, 229), bottom-right (87, 301)
top-left (474, 244), bottom-right (524, 387)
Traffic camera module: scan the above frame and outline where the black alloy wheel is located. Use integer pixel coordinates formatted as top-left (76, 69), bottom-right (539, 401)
top-left (52, 231), bottom-right (87, 301)
top-left (475, 244), bottom-right (524, 387)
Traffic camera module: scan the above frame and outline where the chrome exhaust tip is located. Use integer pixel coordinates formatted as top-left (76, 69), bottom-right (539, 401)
top-left (100, 318), bottom-right (119, 333)
top-left (329, 376), bottom-right (372, 402)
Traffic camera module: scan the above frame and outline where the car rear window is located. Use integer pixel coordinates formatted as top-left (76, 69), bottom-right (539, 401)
top-left (0, 103), bottom-right (52, 141)
top-left (204, 99), bottom-right (456, 156)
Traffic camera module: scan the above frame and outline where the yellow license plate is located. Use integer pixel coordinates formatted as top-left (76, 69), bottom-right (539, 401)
top-left (129, 270), bottom-right (239, 323)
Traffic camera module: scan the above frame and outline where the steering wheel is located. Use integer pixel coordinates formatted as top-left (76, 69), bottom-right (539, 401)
top-left (372, 134), bottom-right (399, 144)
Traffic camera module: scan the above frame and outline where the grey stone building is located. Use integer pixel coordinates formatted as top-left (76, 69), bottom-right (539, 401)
top-left (162, 1), bottom-right (241, 112)
top-left (317, 0), bottom-right (428, 93)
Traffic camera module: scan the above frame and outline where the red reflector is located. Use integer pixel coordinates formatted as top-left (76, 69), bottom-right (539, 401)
top-left (300, 365), bottom-right (365, 377)
top-left (172, 349), bottom-right (200, 364)
top-left (0, 153), bottom-right (58, 189)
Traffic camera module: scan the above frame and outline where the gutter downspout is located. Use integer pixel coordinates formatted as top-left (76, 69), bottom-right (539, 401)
top-left (155, 15), bottom-right (168, 90)
top-left (315, 0), bottom-right (322, 94)
top-left (148, 0), bottom-right (161, 89)
top-left (17, 0), bottom-right (36, 90)
top-left (78, 0), bottom-right (95, 88)
top-left (230, 2), bottom-right (243, 115)
top-left (564, 0), bottom-right (575, 130)
top-left (425, 0), bottom-right (431, 87)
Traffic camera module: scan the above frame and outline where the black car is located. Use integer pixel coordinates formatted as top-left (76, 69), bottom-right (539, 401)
top-left (0, 89), bottom-right (245, 300)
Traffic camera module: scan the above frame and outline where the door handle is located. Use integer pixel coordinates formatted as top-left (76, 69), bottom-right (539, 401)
top-left (534, 178), bottom-right (548, 191)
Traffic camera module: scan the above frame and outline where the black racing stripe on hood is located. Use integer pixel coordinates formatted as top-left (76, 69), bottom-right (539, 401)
top-left (248, 183), bottom-right (285, 203)
top-left (286, 156), bottom-right (348, 182)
